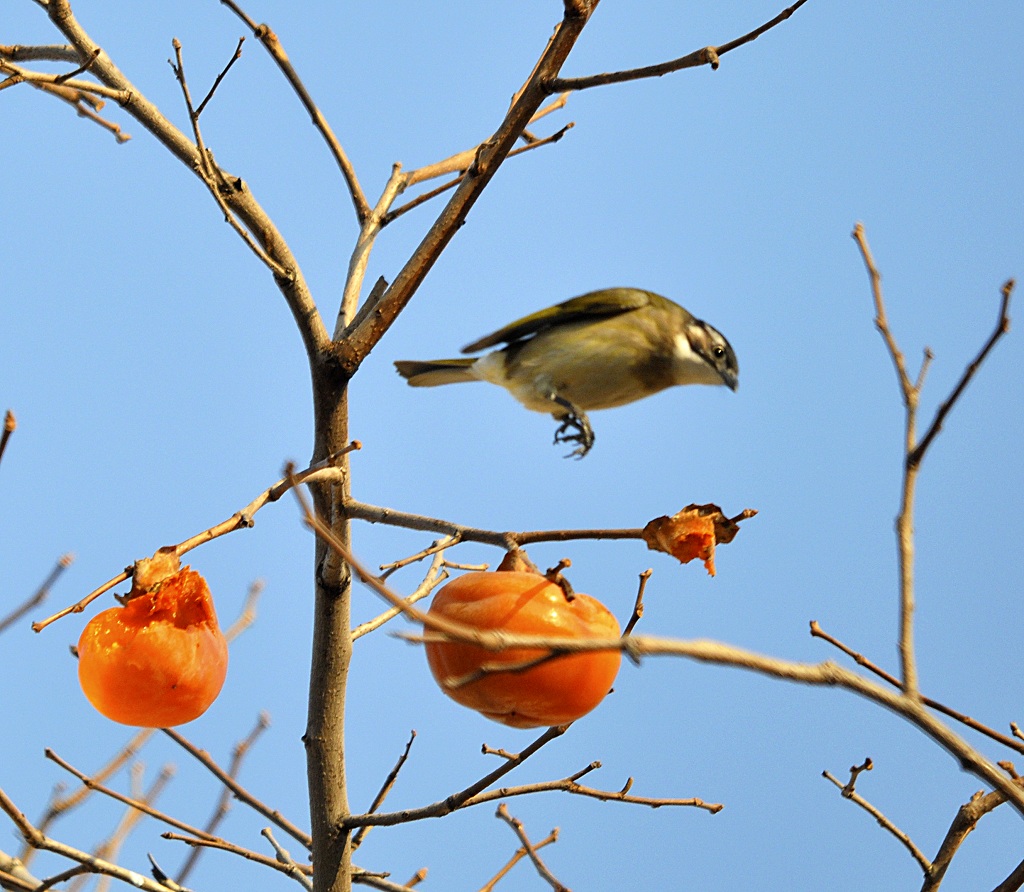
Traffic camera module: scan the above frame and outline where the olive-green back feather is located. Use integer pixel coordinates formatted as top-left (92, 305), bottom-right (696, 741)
top-left (461, 288), bottom-right (659, 354)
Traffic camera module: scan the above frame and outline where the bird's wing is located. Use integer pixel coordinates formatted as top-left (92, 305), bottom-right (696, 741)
top-left (461, 289), bottom-right (652, 354)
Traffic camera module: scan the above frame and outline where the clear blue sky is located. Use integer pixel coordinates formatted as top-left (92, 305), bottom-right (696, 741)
top-left (3, 2), bottom-right (1022, 889)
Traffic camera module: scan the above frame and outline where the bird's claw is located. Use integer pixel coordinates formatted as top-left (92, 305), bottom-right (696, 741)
top-left (553, 412), bottom-right (594, 459)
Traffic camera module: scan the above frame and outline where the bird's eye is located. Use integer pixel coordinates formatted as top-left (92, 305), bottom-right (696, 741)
top-left (713, 346), bottom-right (725, 358)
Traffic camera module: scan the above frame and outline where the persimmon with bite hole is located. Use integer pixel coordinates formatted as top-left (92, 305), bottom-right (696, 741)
top-left (424, 570), bottom-right (621, 728)
top-left (78, 567), bottom-right (228, 727)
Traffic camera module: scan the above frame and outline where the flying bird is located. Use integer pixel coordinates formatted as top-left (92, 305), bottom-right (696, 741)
top-left (394, 288), bottom-right (738, 457)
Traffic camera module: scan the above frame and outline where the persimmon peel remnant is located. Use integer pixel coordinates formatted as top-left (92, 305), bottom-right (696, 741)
top-left (643, 503), bottom-right (752, 576)
top-left (78, 567), bottom-right (228, 727)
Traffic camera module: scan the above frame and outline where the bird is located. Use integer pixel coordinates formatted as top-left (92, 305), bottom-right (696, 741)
top-left (394, 287), bottom-right (738, 458)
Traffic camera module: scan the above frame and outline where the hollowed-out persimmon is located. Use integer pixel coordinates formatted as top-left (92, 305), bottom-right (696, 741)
top-left (78, 567), bottom-right (228, 727)
top-left (424, 570), bottom-right (621, 728)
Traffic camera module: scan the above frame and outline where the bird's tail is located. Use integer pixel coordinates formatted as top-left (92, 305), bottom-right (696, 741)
top-left (394, 358), bottom-right (478, 387)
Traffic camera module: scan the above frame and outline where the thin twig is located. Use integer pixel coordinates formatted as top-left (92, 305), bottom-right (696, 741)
top-left (195, 36), bottom-right (244, 117)
top-left (162, 728), bottom-right (311, 849)
top-left (0, 57), bottom-right (128, 101)
top-left (335, 164), bottom-right (407, 334)
top-left (458, 766), bottom-right (722, 815)
top-left (52, 46), bottom-right (99, 83)
top-left (494, 804), bottom-right (568, 892)
top-left (623, 569), bottom-right (651, 636)
top-left (911, 279), bottom-right (1013, 467)
top-left (852, 222), bottom-right (921, 696)
top-left (853, 225), bottom-right (1014, 703)
top-left (822, 768), bottom-right (930, 872)
top-left (547, 0), bottom-right (809, 91)
top-left (345, 497), bottom-right (644, 548)
top-left (384, 122), bottom-right (575, 225)
top-left (170, 37), bottom-right (289, 278)
top-left (353, 548), bottom-right (449, 640)
top-left (403, 868), bottom-right (428, 888)
top-left (32, 445), bottom-right (355, 632)
top-left (0, 786), bottom-right (173, 892)
top-left (480, 829), bottom-right (559, 892)
top-left (224, 579), bottom-right (265, 642)
top-left (380, 535), bottom-right (460, 573)
top-left (45, 750), bottom-right (211, 843)
top-left (810, 620), bottom-right (1024, 754)
top-left (992, 858), bottom-right (1024, 892)
top-left (925, 785), bottom-right (1022, 890)
top-left (37, 864), bottom-right (92, 891)
top-left (352, 731), bottom-right (417, 851)
top-left (217, 0), bottom-right (370, 221)
top-left (162, 832), bottom-right (312, 883)
top-left (261, 828), bottom-right (313, 891)
top-left (0, 553), bottom-right (74, 635)
top-left (175, 711), bottom-right (271, 884)
top-left (343, 726), bottom-right (568, 830)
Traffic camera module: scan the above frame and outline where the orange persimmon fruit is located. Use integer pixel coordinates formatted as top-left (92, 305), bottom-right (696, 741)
top-left (77, 567), bottom-right (228, 727)
top-left (424, 570), bottom-right (621, 728)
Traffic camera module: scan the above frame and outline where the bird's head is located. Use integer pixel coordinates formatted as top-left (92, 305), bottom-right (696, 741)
top-left (676, 318), bottom-right (739, 391)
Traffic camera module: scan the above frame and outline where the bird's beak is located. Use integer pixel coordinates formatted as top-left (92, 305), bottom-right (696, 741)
top-left (721, 371), bottom-right (739, 392)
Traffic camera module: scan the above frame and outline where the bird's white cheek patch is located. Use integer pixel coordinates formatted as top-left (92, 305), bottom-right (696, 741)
top-left (674, 332), bottom-right (700, 363)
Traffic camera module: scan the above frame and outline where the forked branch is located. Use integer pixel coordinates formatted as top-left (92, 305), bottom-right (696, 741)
top-left (334, 2), bottom-right (601, 370)
top-left (38, 0), bottom-right (331, 359)
top-left (852, 222), bottom-right (1013, 698)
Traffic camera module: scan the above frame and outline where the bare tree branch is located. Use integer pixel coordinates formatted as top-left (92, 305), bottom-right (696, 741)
top-left (924, 785), bottom-right (1021, 891)
top-left (218, 0), bottom-right (370, 223)
top-left (299, 476), bottom-right (1024, 821)
top-left (0, 786), bottom-right (175, 892)
top-left (332, 98), bottom-right (573, 337)
top-left (175, 711), bottom-right (272, 884)
top-left (0, 553), bottom-right (73, 635)
top-left (344, 497), bottom-right (645, 547)
top-left (334, 1), bottom-right (600, 371)
top-left (823, 763), bottom-right (930, 872)
top-left (162, 727), bottom-right (311, 850)
top-left (853, 224), bottom-right (1013, 704)
top-left (912, 278), bottom-right (1013, 467)
top-left (494, 804), bottom-right (567, 892)
top-left (992, 858), bottom-right (1024, 892)
top-left (811, 621), bottom-right (1024, 755)
top-left (351, 732), bottom-right (417, 851)
top-left (32, 445), bottom-right (354, 633)
top-left (343, 726), bottom-right (568, 830)
top-left (480, 828), bottom-right (558, 892)
top-left (546, 0), bottom-right (810, 91)
top-left (44, 750), bottom-right (208, 844)
top-left (852, 222), bottom-right (922, 695)
top-left (40, 0), bottom-right (331, 359)
top-left (0, 44), bottom-right (78, 63)
top-left (162, 831), bottom-right (313, 885)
